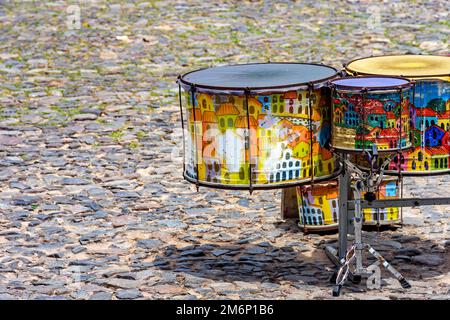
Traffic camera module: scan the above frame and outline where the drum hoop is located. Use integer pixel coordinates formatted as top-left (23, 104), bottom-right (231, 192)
top-left (299, 179), bottom-right (339, 190)
top-left (331, 144), bottom-right (413, 154)
top-left (344, 54), bottom-right (450, 79)
top-left (178, 62), bottom-right (339, 91)
top-left (183, 165), bottom-right (343, 190)
top-left (329, 75), bottom-right (413, 91)
top-left (298, 223), bottom-right (339, 231)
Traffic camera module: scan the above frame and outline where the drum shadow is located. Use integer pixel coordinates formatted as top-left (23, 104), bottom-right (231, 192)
top-left (151, 241), bottom-right (332, 286)
top-left (150, 222), bottom-right (449, 288)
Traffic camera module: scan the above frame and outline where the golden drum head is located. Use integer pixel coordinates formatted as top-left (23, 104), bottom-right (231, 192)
top-left (345, 55), bottom-right (450, 79)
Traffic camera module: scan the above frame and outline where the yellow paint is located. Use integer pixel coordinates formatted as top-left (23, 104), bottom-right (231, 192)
top-left (345, 55), bottom-right (450, 79)
top-left (197, 93), bottom-right (214, 112)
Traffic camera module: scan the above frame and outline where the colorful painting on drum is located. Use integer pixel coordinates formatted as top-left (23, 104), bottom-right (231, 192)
top-left (354, 81), bottom-right (450, 173)
top-left (332, 89), bottom-right (412, 151)
top-left (297, 181), bottom-right (339, 227)
top-left (296, 178), bottom-right (401, 229)
top-left (182, 87), bottom-right (337, 186)
top-left (361, 179), bottom-right (400, 224)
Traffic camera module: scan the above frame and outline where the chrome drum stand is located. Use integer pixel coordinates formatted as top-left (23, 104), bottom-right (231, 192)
top-left (324, 148), bottom-right (450, 296)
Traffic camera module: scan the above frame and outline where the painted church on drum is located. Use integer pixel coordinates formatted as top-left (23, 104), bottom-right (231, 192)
top-left (183, 88), bottom-right (337, 186)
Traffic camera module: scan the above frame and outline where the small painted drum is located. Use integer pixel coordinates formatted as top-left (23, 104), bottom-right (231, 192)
top-left (297, 180), bottom-right (339, 231)
top-left (296, 177), bottom-right (401, 231)
top-left (361, 178), bottom-right (401, 226)
top-left (177, 63), bottom-right (340, 190)
top-left (345, 55), bottom-right (450, 175)
top-left (329, 76), bottom-right (413, 153)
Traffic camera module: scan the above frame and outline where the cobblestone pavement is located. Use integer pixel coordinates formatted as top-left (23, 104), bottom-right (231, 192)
top-left (0, 1), bottom-right (449, 300)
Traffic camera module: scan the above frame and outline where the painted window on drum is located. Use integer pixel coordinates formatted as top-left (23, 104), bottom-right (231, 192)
top-left (239, 167), bottom-right (245, 180)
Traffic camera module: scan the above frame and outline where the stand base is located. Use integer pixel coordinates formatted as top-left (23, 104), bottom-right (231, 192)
top-left (324, 244), bottom-right (411, 297)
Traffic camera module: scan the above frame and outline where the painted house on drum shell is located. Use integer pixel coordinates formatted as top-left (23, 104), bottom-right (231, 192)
top-left (216, 103), bottom-right (240, 131)
top-left (267, 145), bottom-right (302, 183)
top-left (407, 146), bottom-right (433, 171)
top-left (437, 110), bottom-right (450, 132)
top-left (413, 107), bottom-right (438, 130)
top-left (355, 127), bottom-right (405, 150)
top-left (299, 183), bottom-right (339, 226)
top-left (425, 125), bottom-right (445, 147)
top-left (427, 146), bottom-right (450, 170)
top-left (257, 95), bottom-right (271, 113)
top-left (343, 101), bottom-right (360, 128)
top-left (366, 101), bottom-right (387, 129)
top-left (284, 91), bottom-right (300, 114)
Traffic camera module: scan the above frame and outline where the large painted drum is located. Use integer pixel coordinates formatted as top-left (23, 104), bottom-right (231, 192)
top-left (177, 63), bottom-right (340, 190)
top-left (345, 55), bottom-right (450, 175)
top-left (329, 76), bottom-right (413, 153)
top-left (296, 178), bottom-right (401, 232)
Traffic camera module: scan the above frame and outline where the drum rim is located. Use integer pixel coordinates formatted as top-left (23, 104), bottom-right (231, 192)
top-left (344, 54), bottom-right (450, 78)
top-left (329, 75), bottom-right (412, 91)
top-left (330, 144), bottom-right (414, 155)
top-left (183, 165), bottom-right (343, 190)
top-left (178, 62), bottom-right (339, 91)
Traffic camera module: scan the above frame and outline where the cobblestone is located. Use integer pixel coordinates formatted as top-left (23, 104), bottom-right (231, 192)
top-left (0, 0), bottom-right (448, 300)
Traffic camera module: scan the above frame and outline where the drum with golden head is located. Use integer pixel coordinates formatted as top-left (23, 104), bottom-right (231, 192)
top-left (345, 55), bottom-right (450, 175)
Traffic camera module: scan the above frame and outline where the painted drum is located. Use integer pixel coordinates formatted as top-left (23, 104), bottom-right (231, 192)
top-left (345, 55), bottom-right (450, 175)
top-left (296, 178), bottom-right (401, 231)
top-left (177, 63), bottom-right (340, 190)
top-left (330, 76), bottom-right (413, 153)
top-left (360, 178), bottom-right (401, 226)
top-left (297, 180), bottom-right (339, 231)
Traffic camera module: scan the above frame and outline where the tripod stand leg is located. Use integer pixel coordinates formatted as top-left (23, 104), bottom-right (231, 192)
top-left (332, 284), bottom-right (342, 297)
top-left (367, 245), bottom-right (411, 289)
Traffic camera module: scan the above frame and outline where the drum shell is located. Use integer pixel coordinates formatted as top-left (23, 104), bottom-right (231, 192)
top-left (296, 178), bottom-right (401, 230)
top-left (330, 86), bottom-right (413, 152)
top-left (180, 85), bottom-right (339, 188)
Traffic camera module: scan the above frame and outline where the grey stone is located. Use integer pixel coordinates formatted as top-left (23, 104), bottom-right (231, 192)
top-left (61, 177), bottom-right (90, 185)
top-left (90, 292), bottom-right (113, 300)
top-left (412, 254), bottom-right (444, 267)
top-left (244, 247), bottom-right (266, 255)
top-left (73, 114), bottom-right (98, 121)
top-left (179, 249), bottom-right (205, 257)
top-left (115, 289), bottom-right (143, 299)
top-left (211, 249), bottom-right (229, 257)
top-left (71, 246), bottom-right (87, 254)
top-left (136, 239), bottom-right (162, 250)
top-left (12, 196), bottom-right (40, 206)
top-left (395, 247), bottom-right (422, 256)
